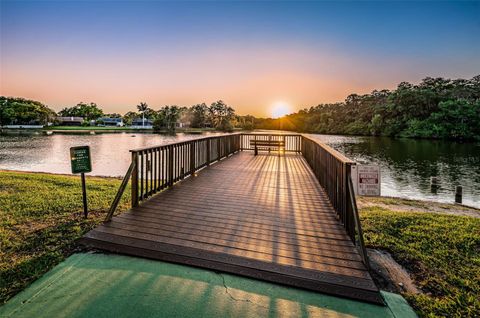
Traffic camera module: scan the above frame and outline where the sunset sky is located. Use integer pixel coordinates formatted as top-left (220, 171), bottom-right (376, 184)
top-left (1, 1), bottom-right (479, 117)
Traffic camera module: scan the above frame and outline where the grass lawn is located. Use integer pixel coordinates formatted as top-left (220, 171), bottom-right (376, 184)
top-left (1, 171), bottom-right (479, 317)
top-left (0, 171), bottom-right (130, 304)
top-left (360, 205), bottom-right (480, 317)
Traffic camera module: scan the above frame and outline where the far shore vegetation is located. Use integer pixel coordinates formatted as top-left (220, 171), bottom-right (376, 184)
top-left (1, 170), bottom-right (478, 317)
top-left (2, 75), bottom-right (480, 140)
top-left (0, 98), bottom-right (244, 133)
top-left (256, 76), bottom-right (480, 140)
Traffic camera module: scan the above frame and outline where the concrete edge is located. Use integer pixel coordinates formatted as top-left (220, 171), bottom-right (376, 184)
top-left (381, 291), bottom-right (418, 318)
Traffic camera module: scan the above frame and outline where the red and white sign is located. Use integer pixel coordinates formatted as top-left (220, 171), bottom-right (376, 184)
top-left (351, 165), bottom-right (381, 196)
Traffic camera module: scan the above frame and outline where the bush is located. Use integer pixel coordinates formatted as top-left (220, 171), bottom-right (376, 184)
top-left (242, 121), bottom-right (254, 130)
top-left (216, 118), bottom-right (234, 132)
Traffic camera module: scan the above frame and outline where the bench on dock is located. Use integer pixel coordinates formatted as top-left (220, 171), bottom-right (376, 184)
top-left (251, 138), bottom-right (285, 155)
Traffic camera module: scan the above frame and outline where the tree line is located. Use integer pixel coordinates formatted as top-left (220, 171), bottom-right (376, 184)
top-left (2, 75), bottom-right (479, 139)
top-left (0, 97), bottom-right (56, 126)
top-left (56, 100), bottom-right (238, 131)
top-left (130, 100), bottom-right (238, 132)
top-left (0, 97), bottom-right (242, 132)
top-left (255, 76), bottom-right (480, 140)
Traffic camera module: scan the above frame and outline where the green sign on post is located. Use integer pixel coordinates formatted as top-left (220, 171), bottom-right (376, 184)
top-left (70, 146), bottom-right (92, 218)
top-left (70, 146), bottom-right (92, 174)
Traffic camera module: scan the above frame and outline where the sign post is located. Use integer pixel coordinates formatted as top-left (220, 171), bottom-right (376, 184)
top-left (351, 165), bottom-right (381, 196)
top-left (70, 146), bottom-right (92, 218)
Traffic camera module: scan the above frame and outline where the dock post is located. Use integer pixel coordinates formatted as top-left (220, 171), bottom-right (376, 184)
top-left (455, 186), bottom-right (462, 204)
top-left (81, 172), bottom-right (88, 218)
top-left (431, 177), bottom-right (439, 193)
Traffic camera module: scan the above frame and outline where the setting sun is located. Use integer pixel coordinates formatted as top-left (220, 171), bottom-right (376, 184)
top-left (271, 101), bottom-right (292, 118)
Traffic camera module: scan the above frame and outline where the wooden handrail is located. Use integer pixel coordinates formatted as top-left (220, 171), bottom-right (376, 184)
top-left (300, 135), bottom-right (367, 259)
top-left (348, 174), bottom-right (370, 269)
top-left (104, 160), bottom-right (136, 222)
top-left (240, 133), bottom-right (302, 153)
top-left (129, 133), bottom-right (241, 153)
top-left (300, 134), bottom-right (369, 267)
top-left (301, 134), bottom-right (355, 164)
top-left (130, 134), bottom-right (241, 206)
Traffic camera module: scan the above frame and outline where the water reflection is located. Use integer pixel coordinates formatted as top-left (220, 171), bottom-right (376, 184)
top-left (309, 134), bottom-right (480, 208)
top-left (0, 132), bottom-right (224, 177)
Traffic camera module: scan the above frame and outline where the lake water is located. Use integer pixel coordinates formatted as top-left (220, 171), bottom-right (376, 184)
top-left (1, 131), bottom-right (479, 208)
top-left (308, 134), bottom-right (480, 208)
top-left (0, 132), bottom-right (226, 177)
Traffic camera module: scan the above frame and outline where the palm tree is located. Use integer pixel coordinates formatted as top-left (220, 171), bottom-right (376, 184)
top-left (137, 102), bottom-right (149, 127)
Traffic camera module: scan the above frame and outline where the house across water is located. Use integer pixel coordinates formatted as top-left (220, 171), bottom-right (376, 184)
top-left (56, 116), bottom-right (84, 126)
top-left (97, 117), bottom-right (124, 127)
top-left (131, 118), bottom-right (153, 129)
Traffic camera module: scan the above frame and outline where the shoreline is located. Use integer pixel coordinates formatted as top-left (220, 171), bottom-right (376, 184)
top-left (4, 127), bottom-right (478, 142)
top-left (0, 127), bottom-right (218, 134)
top-left (357, 195), bottom-right (480, 218)
top-left (258, 129), bottom-right (480, 143)
top-left (2, 169), bottom-right (478, 213)
top-left (2, 169), bottom-right (479, 212)
top-left (0, 169), bottom-right (123, 179)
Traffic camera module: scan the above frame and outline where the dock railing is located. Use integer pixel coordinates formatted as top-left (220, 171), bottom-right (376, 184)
top-left (105, 134), bottom-right (240, 221)
top-left (130, 134), bottom-right (241, 206)
top-left (105, 132), bottom-right (368, 268)
top-left (301, 134), bottom-right (369, 268)
top-left (240, 133), bottom-right (302, 152)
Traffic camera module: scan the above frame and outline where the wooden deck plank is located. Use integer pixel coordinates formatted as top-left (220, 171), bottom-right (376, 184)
top-left (128, 205), bottom-right (348, 234)
top-left (99, 221), bottom-right (364, 265)
top-left (91, 225), bottom-right (369, 276)
top-left (122, 208), bottom-right (350, 240)
top-left (148, 191), bottom-right (340, 214)
top-left (112, 214), bottom-right (356, 248)
top-left (81, 152), bottom-right (383, 304)
top-left (81, 233), bottom-right (383, 303)
top-left (83, 230), bottom-right (375, 289)
top-left (114, 213), bottom-right (356, 247)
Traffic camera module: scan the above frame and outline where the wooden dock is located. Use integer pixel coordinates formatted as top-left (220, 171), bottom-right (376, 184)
top-left (81, 134), bottom-right (383, 304)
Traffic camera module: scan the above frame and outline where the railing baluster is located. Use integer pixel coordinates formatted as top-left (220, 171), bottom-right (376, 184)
top-left (162, 148), bottom-right (166, 189)
top-left (206, 139), bottom-right (211, 165)
top-left (148, 149), bottom-right (152, 195)
top-left (140, 151), bottom-right (144, 200)
top-left (131, 152), bottom-right (139, 207)
top-left (190, 141), bottom-right (195, 174)
top-left (168, 145), bottom-right (173, 186)
top-left (153, 148), bottom-right (157, 192)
